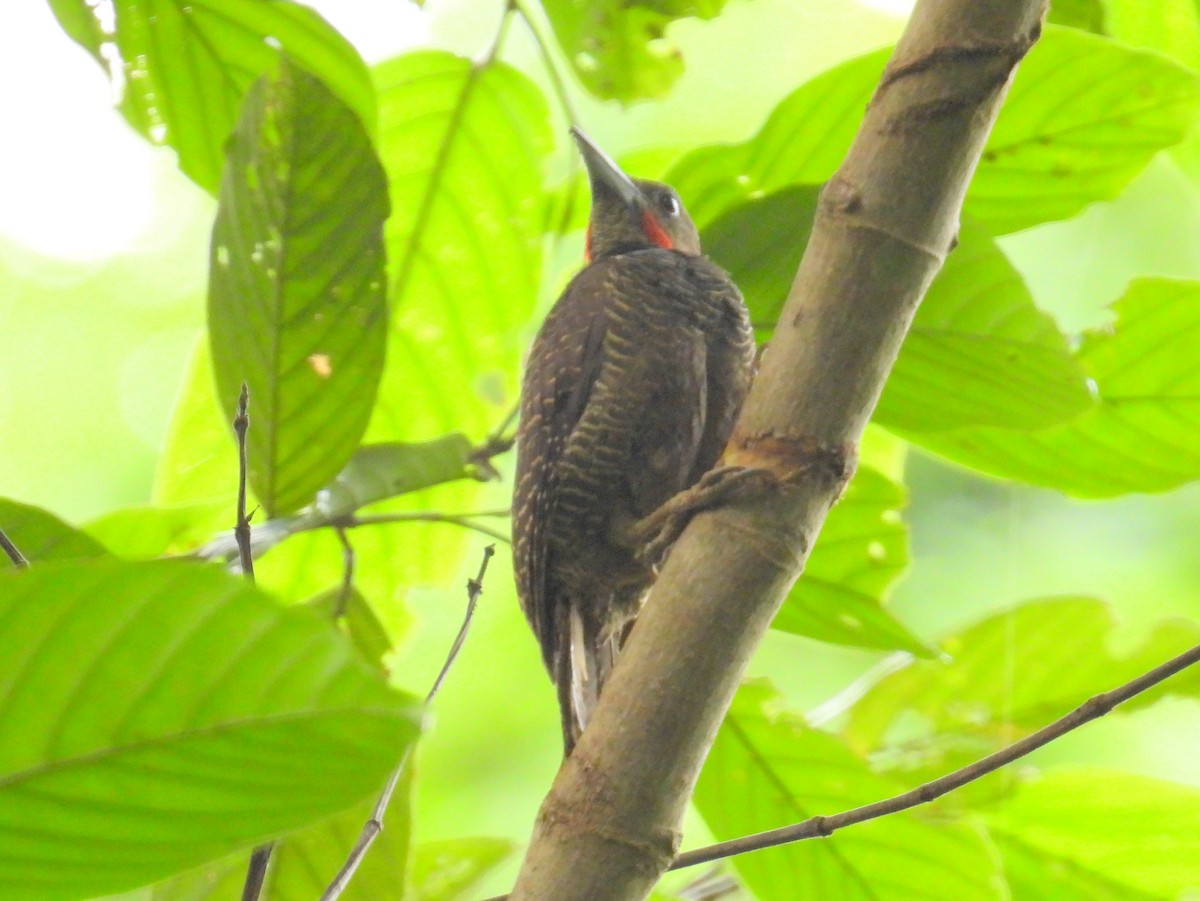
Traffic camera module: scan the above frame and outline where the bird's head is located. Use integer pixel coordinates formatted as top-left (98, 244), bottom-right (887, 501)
top-left (572, 127), bottom-right (701, 262)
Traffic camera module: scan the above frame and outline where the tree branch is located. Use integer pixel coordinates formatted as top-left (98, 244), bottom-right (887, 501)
top-left (507, 2), bottom-right (1047, 899)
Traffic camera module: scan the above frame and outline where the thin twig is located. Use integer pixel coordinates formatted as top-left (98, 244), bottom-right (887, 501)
top-left (332, 526), bottom-right (355, 620)
top-left (0, 528), bottom-right (28, 568)
top-left (321, 544), bottom-right (496, 901)
top-left (233, 383), bottom-right (255, 582)
top-left (479, 637), bottom-right (1200, 899)
top-left (342, 512), bottom-right (511, 545)
top-left (668, 639), bottom-right (1200, 870)
top-left (234, 384), bottom-right (271, 900)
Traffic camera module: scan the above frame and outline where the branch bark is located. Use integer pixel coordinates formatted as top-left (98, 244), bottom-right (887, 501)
top-left (509, 1), bottom-right (1048, 899)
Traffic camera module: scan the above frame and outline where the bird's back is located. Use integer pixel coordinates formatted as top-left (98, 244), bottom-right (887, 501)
top-left (513, 248), bottom-right (754, 750)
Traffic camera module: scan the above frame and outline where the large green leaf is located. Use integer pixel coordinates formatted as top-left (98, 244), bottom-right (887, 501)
top-left (539, 0), bottom-right (730, 103)
top-left (154, 337), bottom-right (238, 518)
top-left (361, 51), bottom-right (549, 585)
top-left (994, 832), bottom-right (1157, 900)
top-left (669, 27), bottom-right (1200, 234)
top-left (843, 598), bottom-right (1200, 781)
top-left (973, 26), bottom-right (1200, 232)
top-left (0, 499), bottom-right (108, 562)
top-left (0, 558), bottom-right (419, 900)
top-left (85, 503), bottom-right (227, 559)
top-left (1100, 0), bottom-right (1200, 177)
top-left (409, 837), bottom-right (514, 901)
top-left (152, 769), bottom-right (411, 900)
top-left (46, 0), bottom-right (375, 194)
top-left (702, 187), bottom-right (1090, 432)
top-left (915, 278), bottom-right (1200, 497)
top-left (695, 681), bottom-right (1003, 901)
top-left (774, 466), bottom-right (927, 656)
top-left (987, 770), bottom-right (1200, 898)
top-left (209, 58), bottom-right (389, 517)
top-left (369, 50), bottom-right (549, 442)
top-left (1048, 0), bottom-right (1107, 32)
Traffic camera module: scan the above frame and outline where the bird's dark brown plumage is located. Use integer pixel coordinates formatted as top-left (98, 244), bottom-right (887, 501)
top-left (512, 130), bottom-right (755, 753)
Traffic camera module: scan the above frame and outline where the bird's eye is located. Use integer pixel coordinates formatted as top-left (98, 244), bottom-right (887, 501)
top-left (658, 191), bottom-right (680, 217)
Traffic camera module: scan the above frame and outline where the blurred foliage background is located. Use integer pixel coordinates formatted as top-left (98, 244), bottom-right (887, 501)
top-left (4, 0), bottom-right (1200, 898)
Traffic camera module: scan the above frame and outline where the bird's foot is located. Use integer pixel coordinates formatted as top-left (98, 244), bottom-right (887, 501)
top-left (623, 465), bottom-right (775, 567)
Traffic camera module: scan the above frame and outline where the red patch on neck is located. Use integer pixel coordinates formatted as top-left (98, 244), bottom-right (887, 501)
top-left (585, 224), bottom-right (594, 262)
top-left (641, 210), bottom-right (674, 250)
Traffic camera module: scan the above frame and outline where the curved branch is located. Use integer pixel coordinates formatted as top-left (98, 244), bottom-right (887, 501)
top-left (507, 1), bottom-right (1048, 899)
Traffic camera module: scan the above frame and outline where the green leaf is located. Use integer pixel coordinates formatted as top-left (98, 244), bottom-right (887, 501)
top-left (0, 558), bottom-right (420, 900)
top-left (362, 51), bottom-right (550, 585)
top-left (914, 278), bottom-right (1200, 497)
top-left (1048, 0), bottom-right (1107, 32)
top-left (154, 337), bottom-right (238, 516)
top-left (843, 598), bottom-right (1200, 775)
top-left (409, 837), bottom-right (514, 901)
top-left (45, 0), bottom-right (375, 194)
top-left (0, 499), bottom-right (108, 562)
top-left (539, 0), bottom-right (730, 102)
top-left (306, 585), bottom-right (397, 673)
top-left (1102, 0), bottom-right (1200, 70)
top-left (669, 27), bottom-right (1200, 234)
top-left (85, 503), bottom-right (227, 559)
top-left (313, 436), bottom-right (479, 521)
top-left (695, 681), bottom-right (1003, 901)
top-left (702, 187), bottom-right (1090, 432)
top-left (973, 26), bottom-right (1200, 233)
top-left (774, 466), bottom-right (927, 656)
top-left (667, 52), bottom-right (890, 230)
top-left (209, 58), bottom-right (389, 516)
top-left (369, 50), bottom-right (550, 442)
top-left (152, 768), bottom-right (412, 900)
top-left (987, 769), bottom-right (1200, 898)
top-left (994, 831), bottom-right (1159, 900)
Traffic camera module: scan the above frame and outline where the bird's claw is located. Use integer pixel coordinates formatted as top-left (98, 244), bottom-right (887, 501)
top-left (624, 465), bottom-right (774, 567)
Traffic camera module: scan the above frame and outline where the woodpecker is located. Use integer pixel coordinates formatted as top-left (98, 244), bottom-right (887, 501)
top-left (513, 128), bottom-right (755, 753)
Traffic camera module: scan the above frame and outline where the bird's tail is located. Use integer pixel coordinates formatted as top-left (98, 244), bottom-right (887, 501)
top-left (556, 605), bottom-right (623, 755)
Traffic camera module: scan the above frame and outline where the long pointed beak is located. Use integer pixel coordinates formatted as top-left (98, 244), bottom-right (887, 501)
top-left (571, 126), bottom-right (641, 207)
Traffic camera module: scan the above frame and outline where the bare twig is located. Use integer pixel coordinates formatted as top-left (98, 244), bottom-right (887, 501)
top-left (670, 638), bottom-right (1200, 869)
top-left (470, 404), bottom-right (519, 481)
top-left (320, 544), bottom-right (496, 901)
top-left (341, 512), bottom-right (511, 545)
top-left (234, 384), bottom-right (272, 900)
top-left (233, 383), bottom-right (255, 582)
top-left (0, 528), bottom-right (28, 568)
top-left (332, 526), bottom-right (356, 620)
